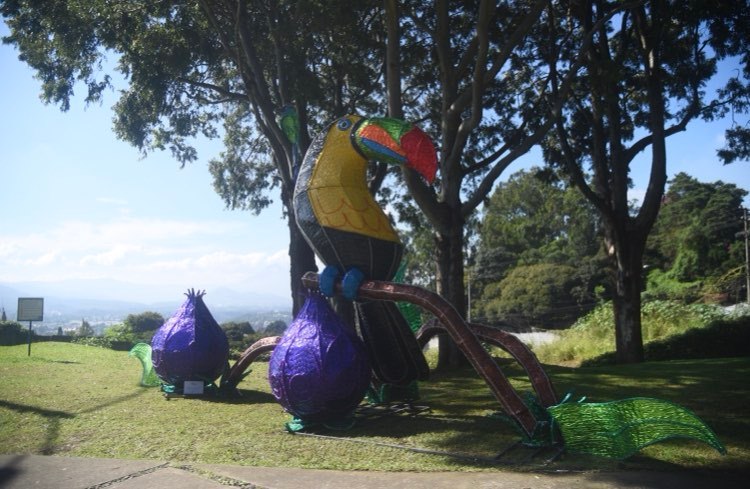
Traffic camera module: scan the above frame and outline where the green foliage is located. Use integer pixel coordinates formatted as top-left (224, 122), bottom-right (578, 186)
top-left (643, 269), bottom-right (703, 302)
top-left (76, 319), bottom-right (95, 337)
top-left (640, 315), bottom-right (750, 361)
top-left (474, 169), bottom-right (605, 326)
top-left (0, 320), bottom-right (29, 346)
top-left (640, 301), bottom-right (724, 339)
top-left (264, 320), bottom-right (287, 336)
top-left (221, 321), bottom-right (255, 338)
top-left (0, 0), bottom-right (388, 314)
top-left (648, 173), bottom-right (747, 289)
top-left (474, 172), bottom-right (603, 325)
top-left (583, 315), bottom-right (750, 366)
top-left (70, 336), bottom-right (102, 348)
top-left (476, 169), bottom-right (600, 279)
top-left (480, 263), bottom-right (579, 320)
top-left (534, 300), bottom-right (727, 365)
top-left (221, 321), bottom-right (257, 353)
top-left (100, 311), bottom-right (164, 346)
top-left (123, 311), bottom-right (165, 333)
top-left (103, 322), bottom-right (156, 346)
top-left (538, 2), bottom-right (750, 362)
top-left (398, 212), bottom-right (441, 290)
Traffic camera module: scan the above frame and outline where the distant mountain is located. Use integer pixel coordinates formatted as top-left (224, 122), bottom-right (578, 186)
top-left (0, 279), bottom-right (291, 328)
top-left (2, 279), bottom-right (289, 306)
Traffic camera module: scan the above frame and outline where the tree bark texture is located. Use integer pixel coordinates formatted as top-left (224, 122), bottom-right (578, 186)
top-left (435, 213), bottom-right (469, 368)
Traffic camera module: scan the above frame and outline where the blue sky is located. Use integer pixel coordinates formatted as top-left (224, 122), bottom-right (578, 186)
top-left (1, 21), bottom-right (749, 305)
top-left (1, 22), bottom-right (291, 303)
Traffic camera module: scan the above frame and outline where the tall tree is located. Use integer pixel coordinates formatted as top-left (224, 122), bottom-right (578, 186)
top-left (476, 169), bottom-right (600, 274)
top-left (76, 319), bottom-right (95, 337)
top-left (474, 168), bottom-right (603, 324)
top-left (648, 173), bottom-right (747, 287)
top-left (542, 1), bottom-right (750, 363)
top-left (123, 311), bottom-right (165, 333)
top-left (383, 1), bottom-right (600, 367)
top-left (0, 0), bottom-right (384, 313)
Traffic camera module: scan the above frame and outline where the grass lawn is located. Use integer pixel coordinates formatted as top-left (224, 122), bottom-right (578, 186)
top-left (1, 342), bottom-right (748, 474)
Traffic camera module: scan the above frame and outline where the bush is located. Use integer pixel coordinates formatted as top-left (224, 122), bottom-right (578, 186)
top-left (479, 263), bottom-right (582, 324)
top-left (533, 300), bottom-right (730, 365)
top-left (71, 336), bottom-right (133, 351)
top-left (644, 269), bottom-right (702, 302)
top-left (583, 315), bottom-right (750, 366)
top-left (103, 323), bottom-right (156, 345)
top-left (0, 321), bottom-right (30, 346)
top-left (124, 312), bottom-right (165, 333)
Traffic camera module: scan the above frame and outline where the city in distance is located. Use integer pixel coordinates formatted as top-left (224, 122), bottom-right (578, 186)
top-left (0, 279), bottom-right (292, 336)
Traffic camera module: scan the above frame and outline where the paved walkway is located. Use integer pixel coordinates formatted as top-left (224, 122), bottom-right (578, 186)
top-left (1, 454), bottom-right (747, 489)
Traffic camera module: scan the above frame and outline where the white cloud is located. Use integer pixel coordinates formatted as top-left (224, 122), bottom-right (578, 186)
top-left (26, 251), bottom-right (58, 267)
top-left (96, 197), bottom-right (129, 206)
top-left (79, 244), bottom-right (142, 266)
top-left (0, 216), bottom-right (290, 299)
top-left (267, 249), bottom-right (289, 265)
top-left (0, 242), bottom-right (20, 258)
top-left (194, 251), bottom-right (267, 268)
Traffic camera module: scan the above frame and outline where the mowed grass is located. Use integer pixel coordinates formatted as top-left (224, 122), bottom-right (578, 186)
top-left (1, 342), bottom-right (748, 474)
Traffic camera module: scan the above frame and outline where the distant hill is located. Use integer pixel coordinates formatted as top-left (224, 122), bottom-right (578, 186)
top-left (0, 280), bottom-right (292, 335)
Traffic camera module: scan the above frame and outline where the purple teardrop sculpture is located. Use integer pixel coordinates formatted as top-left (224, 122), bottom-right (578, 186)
top-left (269, 293), bottom-right (371, 422)
top-left (151, 289), bottom-right (229, 385)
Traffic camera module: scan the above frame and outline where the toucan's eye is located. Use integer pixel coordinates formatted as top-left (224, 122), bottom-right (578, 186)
top-left (337, 118), bottom-right (352, 131)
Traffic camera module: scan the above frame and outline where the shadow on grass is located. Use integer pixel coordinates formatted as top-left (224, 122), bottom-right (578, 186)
top-left (289, 410), bottom-right (564, 468)
top-left (0, 389), bottom-right (150, 454)
top-left (0, 454), bottom-right (25, 488)
top-left (0, 400), bottom-right (73, 455)
top-left (284, 357), bottom-right (750, 471)
top-left (196, 388), bottom-right (277, 405)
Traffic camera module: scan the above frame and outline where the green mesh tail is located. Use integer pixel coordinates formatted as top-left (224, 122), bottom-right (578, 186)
top-left (128, 343), bottom-right (160, 387)
top-left (285, 415), bottom-right (356, 433)
top-left (393, 260), bottom-right (423, 333)
top-left (366, 380), bottom-right (421, 404)
top-left (548, 397), bottom-right (726, 459)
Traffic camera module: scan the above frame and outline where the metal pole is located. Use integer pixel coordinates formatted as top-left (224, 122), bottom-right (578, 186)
top-left (744, 207), bottom-right (750, 304)
top-left (27, 321), bottom-right (32, 356)
top-left (467, 267), bottom-right (472, 323)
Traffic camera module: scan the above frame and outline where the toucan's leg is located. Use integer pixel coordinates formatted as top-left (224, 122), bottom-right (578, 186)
top-left (342, 268), bottom-right (365, 301)
top-left (319, 265), bottom-right (340, 297)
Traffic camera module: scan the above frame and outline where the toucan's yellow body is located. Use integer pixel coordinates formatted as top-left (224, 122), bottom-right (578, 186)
top-left (306, 119), bottom-right (400, 242)
top-left (293, 115), bottom-right (437, 385)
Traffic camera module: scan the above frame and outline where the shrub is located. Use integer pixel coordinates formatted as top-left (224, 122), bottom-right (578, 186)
top-left (124, 312), bottom-right (165, 333)
top-left (583, 315), bottom-right (750, 365)
top-left (105, 322), bottom-right (157, 343)
top-left (479, 263), bottom-right (581, 323)
top-left (0, 321), bottom-right (30, 346)
top-left (533, 300), bottom-right (729, 365)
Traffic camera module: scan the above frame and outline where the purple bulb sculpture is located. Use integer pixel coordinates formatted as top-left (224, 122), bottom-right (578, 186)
top-left (151, 289), bottom-right (229, 386)
top-left (269, 293), bottom-right (371, 423)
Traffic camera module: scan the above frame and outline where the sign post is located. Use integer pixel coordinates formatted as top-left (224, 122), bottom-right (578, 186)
top-left (17, 298), bottom-right (44, 356)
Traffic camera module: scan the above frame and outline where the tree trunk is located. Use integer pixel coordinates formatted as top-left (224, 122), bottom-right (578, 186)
top-left (435, 212), bottom-right (469, 369)
top-left (283, 195), bottom-right (318, 315)
top-left (608, 222), bottom-right (646, 364)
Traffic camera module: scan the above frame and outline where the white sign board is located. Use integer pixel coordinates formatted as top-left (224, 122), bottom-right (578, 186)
top-left (183, 381), bottom-right (205, 395)
top-left (17, 298), bottom-right (44, 322)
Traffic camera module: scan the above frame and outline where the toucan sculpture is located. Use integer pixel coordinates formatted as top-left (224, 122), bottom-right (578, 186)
top-left (293, 115), bottom-right (438, 386)
top-left (229, 114), bottom-right (725, 458)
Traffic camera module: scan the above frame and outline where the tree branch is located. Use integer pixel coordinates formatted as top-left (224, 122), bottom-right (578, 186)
top-left (177, 77), bottom-right (247, 102)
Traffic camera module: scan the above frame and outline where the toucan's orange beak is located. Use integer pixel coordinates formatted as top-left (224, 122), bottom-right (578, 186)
top-left (400, 125), bottom-right (437, 184)
top-left (354, 117), bottom-right (438, 184)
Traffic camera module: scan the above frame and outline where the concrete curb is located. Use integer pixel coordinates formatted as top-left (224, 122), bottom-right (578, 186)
top-left (1, 454), bottom-right (747, 489)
